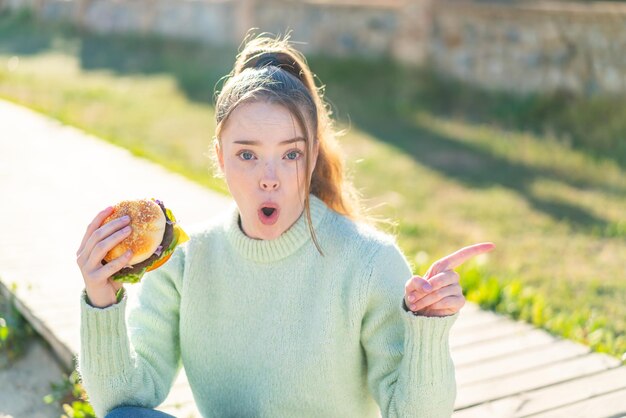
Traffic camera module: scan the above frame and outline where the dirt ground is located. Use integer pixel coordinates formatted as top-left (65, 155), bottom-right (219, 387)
top-left (0, 337), bottom-right (66, 418)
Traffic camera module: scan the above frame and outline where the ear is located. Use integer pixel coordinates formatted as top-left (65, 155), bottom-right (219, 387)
top-left (215, 139), bottom-right (225, 172)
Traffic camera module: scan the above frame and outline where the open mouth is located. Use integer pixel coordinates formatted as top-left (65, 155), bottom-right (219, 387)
top-left (258, 204), bottom-right (280, 225)
top-left (261, 207), bottom-right (276, 217)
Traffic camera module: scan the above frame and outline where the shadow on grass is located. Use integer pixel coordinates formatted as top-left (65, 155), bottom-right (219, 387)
top-left (0, 9), bottom-right (623, 233)
top-left (0, 9), bottom-right (236, 103)
top-left (78, 34), bottom-right (236, 104)
top-left (0, 10), bottom-right (57, 54)
top-left (313, 56), bottom-right (626, 233)
top-left (346, 108), bottom-right (613, 232)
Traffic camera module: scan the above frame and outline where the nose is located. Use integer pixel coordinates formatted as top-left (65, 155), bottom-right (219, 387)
top-left (260, 178), bottom-right (279, 190)
top-left (259, 167), bottom-right (280, 191)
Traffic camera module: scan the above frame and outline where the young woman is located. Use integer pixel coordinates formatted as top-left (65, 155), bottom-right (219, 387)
top-left (76, 33), bottom-right (494, 418)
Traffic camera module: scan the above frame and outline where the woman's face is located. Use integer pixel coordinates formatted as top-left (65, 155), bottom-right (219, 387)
top-left (216, 101), bottom-right (318, 240)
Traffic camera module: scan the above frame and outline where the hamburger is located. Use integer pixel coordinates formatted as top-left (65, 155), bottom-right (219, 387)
top-left (101, 198), bottom-right (189, 284)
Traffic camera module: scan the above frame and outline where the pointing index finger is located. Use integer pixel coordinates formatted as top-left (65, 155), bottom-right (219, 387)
top-left (425, 242), bottom-right (495, 279)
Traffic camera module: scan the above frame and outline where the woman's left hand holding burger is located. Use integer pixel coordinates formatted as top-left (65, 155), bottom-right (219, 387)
top-left (76, 206), bottom-right (130, 308)
top-left (404, 242), bottom-right (495, 317)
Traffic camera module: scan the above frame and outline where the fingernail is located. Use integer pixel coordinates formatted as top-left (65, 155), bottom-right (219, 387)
top-left (125, 250), bottom-right (132, 257)
top-left (123, 226), bottom-right (131, 233)
top-left (408, 295), bottom-right (416, 302)
top-left (122, 215), bottom-right (130, 221)
top-left (422, 282), bottom-right (433, 292)
top-left (410, 304), bottom-right (417, 311)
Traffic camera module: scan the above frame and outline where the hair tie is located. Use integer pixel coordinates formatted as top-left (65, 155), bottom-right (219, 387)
top-left (252, 53), bottom-right (302, 83)
top-left (254, 53), bottom-right (281, 69)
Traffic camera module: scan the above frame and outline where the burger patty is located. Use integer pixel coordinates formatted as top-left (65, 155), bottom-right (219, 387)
top-left (103, 201), bottom-right (175, 275)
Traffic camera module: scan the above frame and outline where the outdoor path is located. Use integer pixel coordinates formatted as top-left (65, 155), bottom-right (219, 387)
top-left (1, 98), bottom-right (625, 417)
top-left (0, 334), bottom-right (65, 418)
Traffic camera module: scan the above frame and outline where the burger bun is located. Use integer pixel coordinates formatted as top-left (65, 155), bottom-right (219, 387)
top-left (102, 199), bottom-right (166, 265)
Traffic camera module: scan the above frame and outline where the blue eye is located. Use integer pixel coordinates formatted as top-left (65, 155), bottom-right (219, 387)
top-left (285, 150), bottom-right (302, 160)
top-left (239, 151), bottom-right (255, 161)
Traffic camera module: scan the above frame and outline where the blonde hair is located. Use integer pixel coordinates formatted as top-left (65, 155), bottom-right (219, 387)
top-left (211, 30), bottom-right (373, 255)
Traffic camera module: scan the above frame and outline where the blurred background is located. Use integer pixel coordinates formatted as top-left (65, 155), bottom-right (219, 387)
top-left (0, 0), bottom-right (625, 416)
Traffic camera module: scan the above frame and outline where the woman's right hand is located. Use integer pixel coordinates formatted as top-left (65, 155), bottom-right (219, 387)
top-left (75, 206), bottom-right (134, 308)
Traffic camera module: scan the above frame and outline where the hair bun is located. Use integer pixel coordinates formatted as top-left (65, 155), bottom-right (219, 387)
top-left (254, 53), bottom-right (281, 69)
top-left (252, 52), bottom-right (301, 80)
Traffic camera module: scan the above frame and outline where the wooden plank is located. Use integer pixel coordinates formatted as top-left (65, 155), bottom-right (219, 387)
top-left (26, 302), bottom-right (80, 317)
top-left (162, 384), bottom-right (195, 405)
top-left (158, 401), bottom-right (200, 418)
top-left (172, 369), bottom-right (191, 387)
top-left (451, 328), bottom-right (556, 367)
top-left (161, 370), bottom-right (200, 418)
top-left (452, 316), bottom-right (511, 340)
top-left (22, 292), bottom-right (83, 310)
top-left (530, 387), bottom-right (626, 418)
top-left (454, 366), bottom-right (626, 417)
top-left (456, 338), bottom-right (589, 387)
top-left (462, 303), bottom-right (480, 313)
top-left (454, 310), bottom-right (506, 331)
top-left (451, 318), bottom-right (534, 349)
top-left (454, 353), bottom-right (621, 410)
top-left (30, 306), bottom-right (81, 329)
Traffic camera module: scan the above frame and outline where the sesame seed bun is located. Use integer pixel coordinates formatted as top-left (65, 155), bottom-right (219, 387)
top-left (102, 199), bottom-right (166, 265)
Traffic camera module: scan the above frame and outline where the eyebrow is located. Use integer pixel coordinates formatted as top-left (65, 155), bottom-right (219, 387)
top-left (232, 137), bottom-right (306, 146)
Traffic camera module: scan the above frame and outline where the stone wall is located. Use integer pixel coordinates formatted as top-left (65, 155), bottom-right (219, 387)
top-left (429, 1), bottom-right (626, 95)
top-left (248, 1), bottom-right (401, 58)
top-left (81, 0), bottom-right (235, 44)
top-left (2, 0), bottom-right (626, 95)
top-left (0, 0), bottom-right (406, 58)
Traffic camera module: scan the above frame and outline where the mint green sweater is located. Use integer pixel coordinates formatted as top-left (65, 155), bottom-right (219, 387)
top-left (79, 194), bottom-right (458, 418)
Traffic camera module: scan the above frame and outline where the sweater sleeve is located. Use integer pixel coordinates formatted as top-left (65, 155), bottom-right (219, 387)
top-left (77, 244), bottom-right (186, 418)
top-left (360, 242), bottom-right (458, 418)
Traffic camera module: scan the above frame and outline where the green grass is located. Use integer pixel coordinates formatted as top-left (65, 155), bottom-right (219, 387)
top-left (0, 281), bottom-right (34, 368)
top-left (1, 10), bottom-right (625, 360)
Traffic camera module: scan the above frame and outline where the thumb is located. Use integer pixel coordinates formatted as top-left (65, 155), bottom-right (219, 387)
top-left (406, 274), bottom-right (433, 300)
top-left (110, 279), bottom-right (124, 293)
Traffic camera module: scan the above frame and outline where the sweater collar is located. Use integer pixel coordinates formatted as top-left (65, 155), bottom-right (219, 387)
top-left (225, 194), bottom-right (329, 263)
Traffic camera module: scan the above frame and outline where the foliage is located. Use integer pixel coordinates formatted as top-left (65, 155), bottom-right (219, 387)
top-left (44, 370), bottom-right (96, 418)
top-left (0, 282), bottom-right (34, 367)
top-left (458, 264), bottom-right (626, 364)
